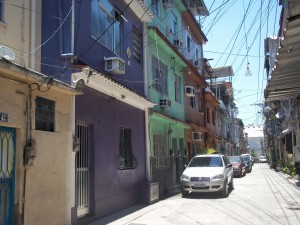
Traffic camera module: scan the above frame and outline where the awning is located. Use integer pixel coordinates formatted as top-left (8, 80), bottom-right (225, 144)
top-left (265, 2), bottom-right (300, 102)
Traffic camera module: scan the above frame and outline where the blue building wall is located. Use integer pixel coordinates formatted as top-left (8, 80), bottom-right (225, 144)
top-left (41, 0), bottom-right (146, 95)
top-left (41, 0), bottom-right (149, 222)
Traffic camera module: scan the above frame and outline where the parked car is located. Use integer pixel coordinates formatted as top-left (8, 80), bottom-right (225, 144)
top-left (241, 153), bottom-right (255, 165)
top-left (241, 155), bottom-right (252, 173)
top-left (180, 154), bottom-right (234, 198)
top-left (259, 155), bottom-right (268, 163)
top-left (227, 156), bottom-right (246, 177)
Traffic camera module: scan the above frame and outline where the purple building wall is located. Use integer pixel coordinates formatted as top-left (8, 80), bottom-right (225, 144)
top-left (75, 87), bottom-right (147, 223)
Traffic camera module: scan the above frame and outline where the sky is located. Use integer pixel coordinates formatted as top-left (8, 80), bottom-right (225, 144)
top-left (201, 0), bottom-right (282, 126)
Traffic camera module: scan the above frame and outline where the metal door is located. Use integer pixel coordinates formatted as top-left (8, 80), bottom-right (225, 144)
top-left (76, 123), bottom-right (90, 217)
top-left (0, 127), bottom-right (16, 225)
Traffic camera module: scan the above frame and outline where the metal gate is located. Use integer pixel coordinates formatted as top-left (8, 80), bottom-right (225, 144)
top-left (0, 127), bottom-right (16, 225)
top-left (76, 123), bottom-right (90, 217)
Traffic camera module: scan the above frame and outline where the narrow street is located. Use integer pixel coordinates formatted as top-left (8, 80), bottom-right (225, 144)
top-left (90, 164), bottom-right (300, 225)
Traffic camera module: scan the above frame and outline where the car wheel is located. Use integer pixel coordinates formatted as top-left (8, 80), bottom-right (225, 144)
top-left (220, 180), bottom-right (229, 198)
top-left (243, 171), bottom-right (246, 176)
top-left (229, 177), bottom-right (234, 190)
top-left (239, 170), bottom-right (243, 178)
top-left (181, 188), bottom-right (188, 198)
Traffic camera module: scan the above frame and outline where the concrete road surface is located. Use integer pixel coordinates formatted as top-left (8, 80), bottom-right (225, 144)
top-left (89, 163), bottom-right (300, 225)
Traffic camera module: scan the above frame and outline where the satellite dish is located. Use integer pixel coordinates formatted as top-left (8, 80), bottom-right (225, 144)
top-left (0, 46), bottom-right (15, 61)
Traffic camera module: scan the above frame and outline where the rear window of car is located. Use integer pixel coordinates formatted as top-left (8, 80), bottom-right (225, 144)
top-left (228, 156), bottom-right (240, 163)
top-left (188, 156), bottom-right (223, 167)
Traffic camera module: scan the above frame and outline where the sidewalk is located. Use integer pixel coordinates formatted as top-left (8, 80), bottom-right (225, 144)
top-left (276, 170), bottom-right (300, 188)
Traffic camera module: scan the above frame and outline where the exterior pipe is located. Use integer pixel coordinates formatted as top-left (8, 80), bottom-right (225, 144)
top-left (30, 0), bottom-right (36, 70)
top-left (143, 22), bottom-right (151, 182)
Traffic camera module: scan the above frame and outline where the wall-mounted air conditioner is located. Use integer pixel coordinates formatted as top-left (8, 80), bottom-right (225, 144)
top-left (185, 86), bottom-right (195, 97)
top-left (163, 0), bottom-right (175, 8)
top-left (193, 132), bottom-right (203, 141)
top-left (160, 99), bottom-right (171, 108)
top-left (104, 57), bottom-right (125, 75)
top-left (174, 39), bottom-right (184, 48)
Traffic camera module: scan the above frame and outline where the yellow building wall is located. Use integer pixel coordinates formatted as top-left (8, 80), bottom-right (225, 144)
top-left (0, 76), bottom-right (75, 225)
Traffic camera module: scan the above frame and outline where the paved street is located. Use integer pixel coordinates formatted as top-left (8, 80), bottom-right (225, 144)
top-left (89, 164), bottom-right (300, 225)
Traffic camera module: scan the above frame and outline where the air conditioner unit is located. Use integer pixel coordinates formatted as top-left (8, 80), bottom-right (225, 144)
top-left (193, 132), bottom-right (203, 141)
top-left (163, 0), bottom-right (175, 8)
top-left (174, 39), bottom-right (184, 48)
top-left (160, 99), bottom-right (171, 108)
top-left (104, 57), bottom-right (125, 75)
top-left (185, 86), bottom-right (195, 97)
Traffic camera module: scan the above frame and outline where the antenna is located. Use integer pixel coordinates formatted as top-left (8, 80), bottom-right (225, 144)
top-left (0, 46), bottom-right (15, 61)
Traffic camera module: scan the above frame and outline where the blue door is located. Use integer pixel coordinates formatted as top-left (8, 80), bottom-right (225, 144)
top-left (0, 127), bottom-right (16, 225)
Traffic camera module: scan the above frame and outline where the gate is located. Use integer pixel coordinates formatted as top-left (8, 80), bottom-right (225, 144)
top-left (76, 123), bottom-right (90, 217)
top-left (0, 127), bottom-right (16, 225)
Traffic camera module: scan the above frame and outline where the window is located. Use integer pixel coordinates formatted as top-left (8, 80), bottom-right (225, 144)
top-left (195, 47), bottom-right (199, 59)
top-left (175, 75), bottom-right (181, 103)
top-left (35, 97), bottom-right (55, 132)
top-left (132, 28), bottom-right (142, 61)
top-left (189, 96), bottom-right (196, 108)
top-left (59, 0), bottom-right (72, 55)
top-left (151, 0), bottom-right (159, 15)
top-left (152, 56), bottom-right (168, 94)
top-left (91, 0), bottom-right (122, 55)
top-left (0, 1), bottom-right (3, 22)
top-left (187, 35), bottom-right (191, 52)
top-left (206, 108), bottom-right (210, 123)
top-left (119, 127), bottom-right (135, 169)
top-left (153, 134), bottom-right (168, 167)
top-left (170, 12), bottom-right (177, 37)
top-left (212, 110), bottom-right (216, 125)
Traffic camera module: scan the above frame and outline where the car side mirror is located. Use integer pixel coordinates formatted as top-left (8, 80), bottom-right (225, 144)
top-left (226, 164), bottom-right (232, 168)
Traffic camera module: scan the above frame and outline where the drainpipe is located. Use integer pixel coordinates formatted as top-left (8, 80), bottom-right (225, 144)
top-left (30, 0), bottom-right (36, 70)
top-left (143, 22), bottom-right (151, 182)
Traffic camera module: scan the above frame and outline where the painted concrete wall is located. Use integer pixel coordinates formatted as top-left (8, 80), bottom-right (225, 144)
top-left (41, 0), bottom-right (146, 95)
top-left (0, 0), bottom-right (41, 71)
top-left (75, 87), bottom-right (147, 222)
top-left (0, 76), bottom-right (75, 225)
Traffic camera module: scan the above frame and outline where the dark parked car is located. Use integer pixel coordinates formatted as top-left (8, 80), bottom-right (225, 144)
top-left (241, 155), bottom-right (252, 173)
top-left (227, 156), bottom-right (246, 177)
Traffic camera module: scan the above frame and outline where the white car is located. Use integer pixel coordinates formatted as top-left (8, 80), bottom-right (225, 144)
top-left (259, 155), bottom-right (267, 163)
top-left (180, 154), bottom-right (234, 198)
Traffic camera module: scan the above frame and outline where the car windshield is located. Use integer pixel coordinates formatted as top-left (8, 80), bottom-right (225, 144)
top-left (228, 156), bottom-right (240, 163)
top-left (188, 156), bottom-right (223, 167)
top-left (260, 156), bottom-right (266, 159)
top-left (241, 156), bottom-right (249, 161)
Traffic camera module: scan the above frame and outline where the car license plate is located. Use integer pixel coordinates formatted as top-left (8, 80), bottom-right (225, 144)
top-left (194, 183), bottom-right (206, 187)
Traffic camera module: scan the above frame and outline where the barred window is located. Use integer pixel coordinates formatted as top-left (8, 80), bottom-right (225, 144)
top-left (175, 75), bottom-right (182, 103)
top-left (119, 127), bottom-right (136, 169)
top-left (152, 56), bottom-right (168, 94)
top-left (153, 134), bottom-right (168, 167)
top-left (132, 29), bottom-right (142, 61)
top-left (35, 97), bottom-right (55, 132)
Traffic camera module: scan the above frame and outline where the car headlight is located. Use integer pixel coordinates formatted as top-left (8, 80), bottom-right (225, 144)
top-left (181, 174), bottom-right (190, 181)
top-left (211, 174), bottom-right (224, 180)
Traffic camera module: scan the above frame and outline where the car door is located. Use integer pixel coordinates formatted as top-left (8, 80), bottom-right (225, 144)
top-left (223, 156), bottom-right (233, 182)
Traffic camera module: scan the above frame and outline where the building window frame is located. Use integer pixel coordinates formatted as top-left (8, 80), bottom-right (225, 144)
top-left (119, 127), bottom-right (136, 170)
top-left (91, 0), bottom-right (122, 56)
top-left (153, 134), bottom-right (169, 168)
top-left (152, 55), bottom-right (168, 95)
top-left (175, 74), bottom-right (182, 103)
top-left (35, 96), bottom-right (55, 132)
top-left (207, 107), bottom-right (210, 123)
top-left (132, 28), bottom-right (142, 62)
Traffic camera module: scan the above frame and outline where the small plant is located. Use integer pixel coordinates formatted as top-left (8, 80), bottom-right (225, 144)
top-left (206, 148), bottom-right (218, 154)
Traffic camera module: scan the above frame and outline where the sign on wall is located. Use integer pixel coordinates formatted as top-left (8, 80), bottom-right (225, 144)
top-left (0, 112), bottom-right (8, 122)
